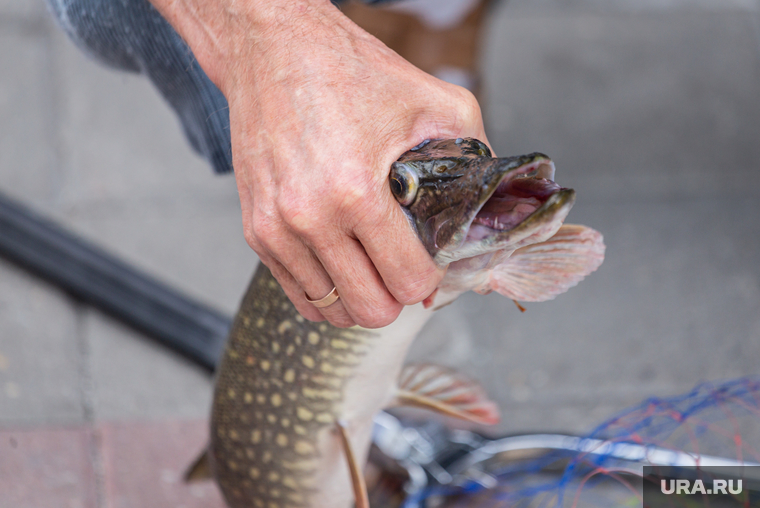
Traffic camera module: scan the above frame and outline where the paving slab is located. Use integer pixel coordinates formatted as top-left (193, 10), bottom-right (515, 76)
top-left (51, 27), bottom-right (237, 212)
top-left (0, 263), bottom-right (84, 426)
top-left (482, 11), bottom-right (760, 201)
top-left (99, 419), bottom-right (224, 508)
top-left (0, 0), bottom-right (47, 20)
top-left (85, 310), bottom-right (214, 422)
top-left (0, 24), bottom-right (59, 216)
top-left (68, 208), bottom-right (255, 315)
top-left (0, 426), bottom-right (98, 508)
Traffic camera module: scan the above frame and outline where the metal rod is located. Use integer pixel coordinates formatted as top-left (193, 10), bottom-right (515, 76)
top-left (447, 433), bottom-right (760, 476)
top-left (0, 191), bottom-right (231, 370)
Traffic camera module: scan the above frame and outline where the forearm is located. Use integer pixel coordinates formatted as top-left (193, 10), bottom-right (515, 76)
top-left (144, 0), bottom-right (342, 95)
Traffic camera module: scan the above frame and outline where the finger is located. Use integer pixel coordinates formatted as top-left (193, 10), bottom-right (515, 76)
top-left (264, 232), bottom-right (358, 329)
top-left (312, 233), bottom-right (404, 329)
top-left (353, 191), bottom-right (444, 306)
top-left (236, 179), bottom-right (345, 324)
top-left (430, 80), bottom-right (490, 149)
top-left (255, 255), bottom-right (326, 323)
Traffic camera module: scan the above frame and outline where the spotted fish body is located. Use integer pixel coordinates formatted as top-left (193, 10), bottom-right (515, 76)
top-left (211, 265), bottom-right (442, 508)
top-left (212, 268), bottom-right (369, 507)
top-left (206, 139), bottom-right (606, 508)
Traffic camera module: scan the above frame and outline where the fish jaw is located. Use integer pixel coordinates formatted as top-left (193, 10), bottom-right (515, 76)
top-left (435, 187), bottom-right (576, 267)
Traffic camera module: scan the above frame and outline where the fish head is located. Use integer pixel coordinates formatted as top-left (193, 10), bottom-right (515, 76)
top-left (392, 138), bottom-right (575, 265)
top-left (391, 138), bottom-right (603, 303)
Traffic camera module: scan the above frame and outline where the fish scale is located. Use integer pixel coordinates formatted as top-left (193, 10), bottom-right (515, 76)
top-left (211, 266), bottom-right (378, 507)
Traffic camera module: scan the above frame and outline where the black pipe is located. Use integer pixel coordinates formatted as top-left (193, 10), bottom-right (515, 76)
top-left (0, 191), bottom-right (231, 371)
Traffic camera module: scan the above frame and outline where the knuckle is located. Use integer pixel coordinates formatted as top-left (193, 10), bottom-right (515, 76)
top-left (353, 302), bottom-right (402, 329)
top-left (275, 182), bottom-right (326, 237)
top-left (343, 190), bottom-right (387, 230)
top-left (242, 217), bottom-right (260, 251)
top-left (394, 267), bottom-right (441, 305)
top-left (328, 314), bottom-right (356, 329)
top-left (250, 214), bottom-right (279, 249)
top-left (452, 87), bottom-right (482, 127)
top-left (334, 181), bottom-right (373, 217)
top-left (279, 201), bottom-right (316, 236)
top-left (462, 88), bottom-right (480, 112)
top-left (396, 286), bottom-right (427, 305)
top-left (300, 309), bottom-right (326, 323)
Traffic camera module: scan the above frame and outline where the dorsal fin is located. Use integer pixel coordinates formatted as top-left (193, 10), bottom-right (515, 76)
top-left (184, 448), bottom-right (213, 482)
top-left (391, 363), bottom-right (500, 425)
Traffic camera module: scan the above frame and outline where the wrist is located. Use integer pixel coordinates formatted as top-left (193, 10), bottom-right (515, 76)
top-left (146, 0), bottom-right (339, 92)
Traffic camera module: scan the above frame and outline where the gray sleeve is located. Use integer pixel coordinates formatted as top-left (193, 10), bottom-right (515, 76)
top-left (45, 0), bottom-right (232, 173)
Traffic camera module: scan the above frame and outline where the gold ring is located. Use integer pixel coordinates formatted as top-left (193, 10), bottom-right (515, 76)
top-left (305, 287), bottom-right (340, 308)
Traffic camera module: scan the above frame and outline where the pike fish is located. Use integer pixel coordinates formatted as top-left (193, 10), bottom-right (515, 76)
top-left (187, 138), bottom-right (605, 508)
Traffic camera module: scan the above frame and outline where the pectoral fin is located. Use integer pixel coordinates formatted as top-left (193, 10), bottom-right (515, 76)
top-left (392, 364), bottom-right (500, 425)
top-left (184, 448), bottom-right (212, 482)
top-left (336, 420), bottom-right (370, 508)
top-left (477, 224), bottom-right (605, 302)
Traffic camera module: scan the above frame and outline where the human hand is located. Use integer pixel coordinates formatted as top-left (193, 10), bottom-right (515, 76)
top-left (148, 0), bottom-right (489, 328)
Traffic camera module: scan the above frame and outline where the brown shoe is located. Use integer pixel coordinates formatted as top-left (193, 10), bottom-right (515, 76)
top-left (339, 0), bottom-right (488, 96)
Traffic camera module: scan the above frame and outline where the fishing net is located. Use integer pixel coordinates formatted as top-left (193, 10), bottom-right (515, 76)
top-left (369, 376), bottom-right (760, 508)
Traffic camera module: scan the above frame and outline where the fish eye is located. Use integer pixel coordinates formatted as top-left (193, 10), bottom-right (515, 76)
top-left (477, 141), bottom-right (491, 157)
top-left (389, 163), bottom-right (419, 206)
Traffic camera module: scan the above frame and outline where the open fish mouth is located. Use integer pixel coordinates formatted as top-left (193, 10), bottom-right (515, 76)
top-left (438, 156), bottom-right (576, 265)
top-left (467, 157), bottom-right (562, 241)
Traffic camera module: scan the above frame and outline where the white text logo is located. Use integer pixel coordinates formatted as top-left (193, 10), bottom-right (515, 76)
top-left (660, 479), bottom-right (742, 495)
